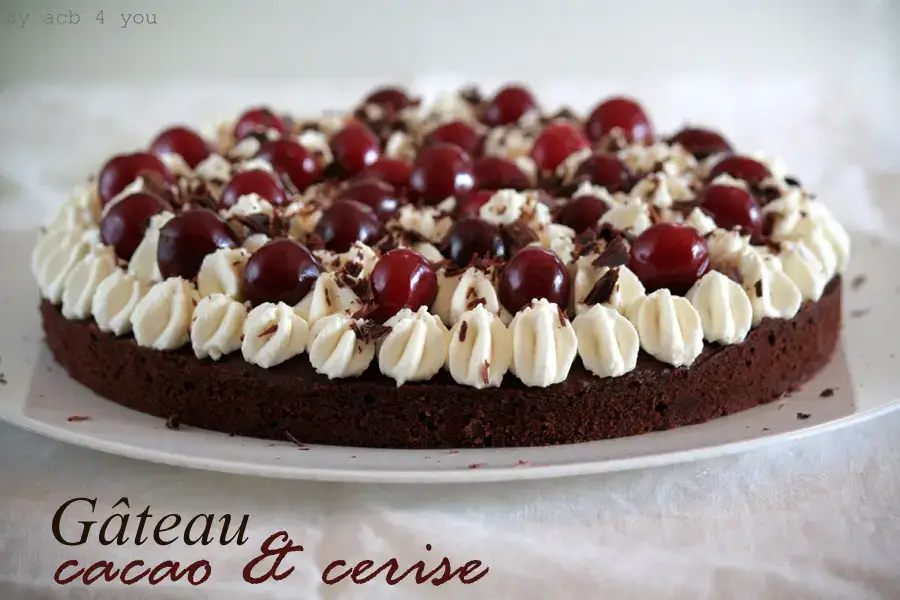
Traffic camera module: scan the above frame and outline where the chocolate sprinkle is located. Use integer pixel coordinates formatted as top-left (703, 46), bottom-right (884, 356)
top-left (66, 415), bottom-right (91, 422)
top-left (796, 412), bottom-right (811, 420)
top-left (258, 323), bottom-right (279, 338)
top-left (556, 305), bottom-right (569, 327)
top-left (784, 175), bottom-right (802, 187)
top-left (466, 297), bottom-right (487, 310)
top-left (284, 430), bottom-right (309, 449)
top-left (481, 360), bottom-right (490, 386)
top-left (754, 280), bottom-right (764, 298)
top-left (819, 387), bottom-right (835, 398)
top-left (458, 320), bottom-right (468, 342)
top-left (592, 235), bottom-right (629, 268)
top-left (584, 267), bottom-right (620, 306)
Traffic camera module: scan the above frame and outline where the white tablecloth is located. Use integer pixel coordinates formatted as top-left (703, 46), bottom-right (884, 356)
top-left (1, 81), bottom-right (899, 599)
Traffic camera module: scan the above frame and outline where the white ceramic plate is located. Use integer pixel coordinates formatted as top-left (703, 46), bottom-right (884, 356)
top-left (1, 229), bottom-right (897, 483)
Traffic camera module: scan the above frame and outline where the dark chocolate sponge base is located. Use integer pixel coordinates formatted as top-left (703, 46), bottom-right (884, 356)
top-left (40, 278), bottom-right (842, 449)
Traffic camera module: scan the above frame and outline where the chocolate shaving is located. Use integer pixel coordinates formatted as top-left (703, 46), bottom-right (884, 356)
top-left (258, 323), bottom-right (278, 338)
top-left (350, 303), bottom-right (378, 320)
top-left (233, 213), bottom-right (271, 236)
top-left (350, 320), bottom-right (392, 343)
top-left (466, 297), bottom-right (487, 310)
top-left (343, 260), bottom-right (363, 278)
top-left (796, 412), bottom-right (811, 420)
top-left (66, 415), bottom-right (91, 422)
top-left (458, 320), bottom-right (468, 342)
top-left (165, 414), bottom-right (181, 430)
top-left (284, 430), bottom-right (309, 449)
top-left (481, 360), bottom-right (490, 386)
top-left (459, 85), bottom-right (483, 105)
top-left (754, 280), bottom-right (764, 298)
top-left (592, 235), bottom-right (629, 268)
top-left (556, 305), bottom-right (569, 327)
top-left (784, 175), bottom-right (802, 188)
top-left (583, 267), bottom-right (620, 306)
top-left (819, 388), bottom-right (835, 398)
top-left (324, 287), bottom-right (333, 307)
top-left (501, 222), bottom-right (539, 254)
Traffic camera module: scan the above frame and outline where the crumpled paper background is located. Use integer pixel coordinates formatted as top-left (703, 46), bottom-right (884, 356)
top-left (1, 77), bottom-right (899, 599)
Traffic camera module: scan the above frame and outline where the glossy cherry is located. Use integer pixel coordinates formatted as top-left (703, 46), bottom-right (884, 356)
top-left (571, 152), bottom-right (633, 193)
top-left (499, 246), bottom-right (570, 313)
top-left (473, 156), bottom-right (530, 191)
top-left (585, 96), bottom-right (653, 144)
top-left (363, 86), bottom-right (415, 113)
top-left (330, 121), bottom-right (381, 175)
top-left (233, 107), bottom-right (286, 140)
top-left (242, 238), bottom-right (321, 306)
top-left (556, 195), bottom-right (610, 234)
top-left (314, 200), bottom-right (382, 253)
top-left (424, 121), bottom-right (481, 157)
top-left (699, 184), bottom-right (761, 234)
top-left (369, 249), bottom-right (438, 322)
top-left (708, 155), bottom-right (771, 186)
top-left (445, 217), bottom-right (505, 266)
top-left (100, 192), bottom-right (170, 261)
top-left (219, 169), bottom-right (288, 208)
top-left (669, 127), bottom-right (732, 159)
top-left (456, 189), bottom-right (496, 217)
top-left (358, 159), bottom-right (413, 191)
top-left (410, 143), bottom-right (475, 204)
top-left (97, 152), bottom-right (171, 206)
top-left (156, 209), bottom-right (239, 280)
top-left (257, 139), bottom-right (322, 192)
top-left (338, 178), bottom-right (401, 220)
top-left (149, 126), bottom-right (211, 169)
top-left (530, 122), bottom-right (590, 173)
top-left (628, 223), bottom-right (710, 295)
top-left (481, 84), bottom-right (537, 127)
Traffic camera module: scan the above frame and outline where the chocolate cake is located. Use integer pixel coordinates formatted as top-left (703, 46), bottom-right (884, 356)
top-left (32, 84), bottom-right (851, 448)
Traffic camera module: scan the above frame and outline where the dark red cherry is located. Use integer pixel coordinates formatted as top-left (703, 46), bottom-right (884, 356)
top-left (242, 238), bottom-right (321, 306)
top-left (572, 152), bottom-right (633, 192)
top-left (482, 84), bottom-right (537, 127)
top-left (499, 246), bottom-right (570, 313)
top-left (410, 143), bottom-right (475, 204)
top-left (445, 217), bottom-right (506, 266)
top-left (556, 195), bottom-right (610, 234)
top-left (424, 121), bottom-right (481, 156)
top-left (363, 86), bottom-right (415, 113)
top-left (585, 96), bottom-right (653, 143)
top-left (370, 249), bottom-right (438, 322)
top-left (708, 155), bottom-right (771, 186)
top-left (456, 190), bottom-right (495, 217)
top-left (219, 169), bottom-right (288, 208)
top-left (233, 107), bottom-right (286, 141)
top-left (97, 152), bottom-right (172, 206)
top-left (157, 209), bottom-right (239, 280)
top-left (628, 223), bottom-right (710, 295)
top-left (338, 179), bottom-right (400, 220)
top-left (669, 127), bottom-right (732, 159)
top-left (530, 122), bottom-right (590, 173)
top-left (149, 126), bottom-right (211, 169)
top-left (314, 199), bottom-right (382, 253)
top-left (257, 139), bottom-right (322, 192)
top-left (699, 184), bottom-right (761, 234)
top-left (473, 156), bottom-right (530, 190)
top-left (101, 192), bottom-right (170, 261)
top-left (330, 121), bottom-right (381, 175)
top-left (359, 159), bottom-right (413, 191)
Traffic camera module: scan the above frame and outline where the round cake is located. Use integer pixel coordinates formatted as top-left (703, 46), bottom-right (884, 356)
top-left (32, 84), bottom-right (850, 448)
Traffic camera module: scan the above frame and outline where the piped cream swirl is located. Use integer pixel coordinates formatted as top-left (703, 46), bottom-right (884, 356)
top-left (308, 314), bottom-right (376, 379)
top-left (379, 306), bottom-right (450, 386)
top-left (241, 302), bottom-right (310, 368)
top-left (572, 304), bottom-right (639, 378)
top-left (447, 304), bottom-right (512, 389)
top-left (131, 277), bottom-right (199, 351)
top-left (630, 289), bottom-right (704, 367)
top-left (191, 293), bottom-right (248, 360)
top-left (508, 299), bottom-right (577, 387)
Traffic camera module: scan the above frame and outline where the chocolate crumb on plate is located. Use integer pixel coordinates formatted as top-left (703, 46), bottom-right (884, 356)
top-left (515, 459), bottom-right (532, 467)
top-left (66, 415), bottom-right (91, 422)
top-left (284, 430), bottom-right (310, 450)
top-left (165, 414), bottom-right (181, 430)
top-left (468, 462), bottom-right (485, 469)
top-left (850, 308), bottom-right (871, 319)
top-left (819, 387), bottom-right (836, 398)
top-left (850, 274), bottom-right (867, 290)
top-left (796, 412), bottom-right (811, 420)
